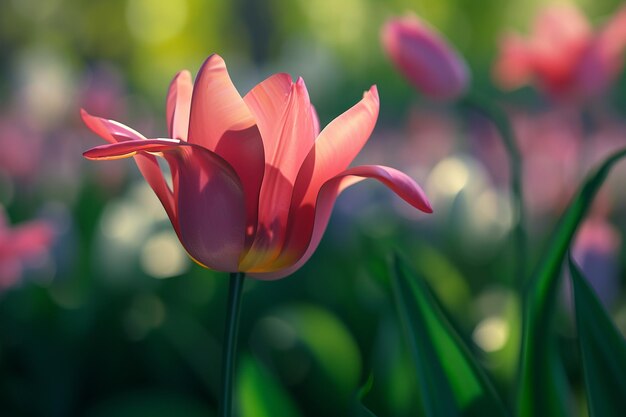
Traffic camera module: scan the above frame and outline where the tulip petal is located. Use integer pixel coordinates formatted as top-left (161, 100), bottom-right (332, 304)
top-left (249, 165), bottom-right (432, 280)
top-left (81, 109), bottom-right (145, 143)
top-left (81, 110), bottom-right (178, 229)
top-left (188, 54), bottom-right (265, 247)
top-left (310, 104), bottom-right (321, 137)
top-left (83, 138), bottom-right (183, 160)
top-left (166, 70), bottom-right (193, 141)
top-left (84, 139), bottom-right (246, 271)
top-left (291, 86), bottom-right (379, 213)
top-left (240, 77), bottom-right (317, 270)
top-left (243, 72), bottom-right (293, 147)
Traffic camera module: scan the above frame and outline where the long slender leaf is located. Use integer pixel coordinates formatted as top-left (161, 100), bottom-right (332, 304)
top-left (391, 255), bottom-right (510, 417)
top-left (352, 375), bottom-right (378, 417)
top-left (517, 148), bottom-right (626, 417)
top-left (569, 256), bottom-right (626, 417)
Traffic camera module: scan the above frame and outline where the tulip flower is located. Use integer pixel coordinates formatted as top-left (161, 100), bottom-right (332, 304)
top-left (0, 207), bottom-right (55, 290)
top-left (381, 14), bottom-right (470, 101)
top-left (82, 54), bottom-right (432, 280)
top-left (493, 4), bottom-right (626, 99)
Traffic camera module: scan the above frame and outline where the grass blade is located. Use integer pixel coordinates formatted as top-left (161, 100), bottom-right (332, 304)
top-left (391, 255), bottom-right (510, 417)
top-left (569, 256), bottom-right (626, 417)
top-left (517, 147), bottom-right (626, 417)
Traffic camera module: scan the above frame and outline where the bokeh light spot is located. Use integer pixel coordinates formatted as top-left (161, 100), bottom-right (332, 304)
top-left (473, 316), bottom-right (510, 352)
top-left (427, 157), bottom-right (470, 197)
top-left (140, 230), bottom-right (190, 279)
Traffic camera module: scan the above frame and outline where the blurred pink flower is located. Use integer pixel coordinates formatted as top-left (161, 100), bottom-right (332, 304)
top-left (493, 4), bottom-right (626, 99)
top-left (0, 207), bottom-right (55, 290)
top-left (571, 216), bottom-right (621, 307)
top-left (381, 14), bottom-right (470, 101)
top-left (82, 54), bottom-right (432, 279)
top-left (0, 113), bottom-right (45, 182)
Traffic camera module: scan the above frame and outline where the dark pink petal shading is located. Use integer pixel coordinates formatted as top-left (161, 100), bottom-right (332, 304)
top-left (85, 139), bottom-right (246, 272)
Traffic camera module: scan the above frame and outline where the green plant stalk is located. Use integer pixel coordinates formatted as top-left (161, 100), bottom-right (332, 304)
top-left (461, 93), bottom-right (526, 285)
top-left (220, 272), bottom-right (246, 417)
top-left (517, 147), bottom-right (626, 417)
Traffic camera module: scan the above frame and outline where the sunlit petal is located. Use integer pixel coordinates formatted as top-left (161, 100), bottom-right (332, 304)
top-left (188, 54), bottom-right (265, 245)
top-left (166, 70), bottom-right (193, 141)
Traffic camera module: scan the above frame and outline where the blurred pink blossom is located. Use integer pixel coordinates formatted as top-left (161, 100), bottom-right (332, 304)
top-left (493, 4), bottom-right (626, 99)
top-left (381, 14), bottom-right (470, 101)
top-left (0, 112), bottom-right (45, 182)
top-left (0, 207), bottom-right (55, 290)
top-left (571, 216), bottom-right (621, 307)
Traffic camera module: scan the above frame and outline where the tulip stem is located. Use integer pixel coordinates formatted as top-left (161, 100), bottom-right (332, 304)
top-left (461, 93), bottom-right (527, 285)
top-left (220, 272), bottom-right (245, 417)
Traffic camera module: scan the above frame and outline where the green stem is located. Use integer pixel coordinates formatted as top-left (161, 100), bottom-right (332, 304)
top-left (461, 92), bottom-right (527, 285)
top-left (220, 272), bottom-right (245, 417)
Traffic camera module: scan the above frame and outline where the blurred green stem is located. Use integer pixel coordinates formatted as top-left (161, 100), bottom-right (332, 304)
top-left (461, 92), bottom-right (526, 284)
top-left (220, 272), bottom-right (245, 417)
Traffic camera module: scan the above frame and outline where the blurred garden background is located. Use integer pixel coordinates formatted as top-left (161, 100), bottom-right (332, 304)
top-left (2, 0), bottom-right (626, 416)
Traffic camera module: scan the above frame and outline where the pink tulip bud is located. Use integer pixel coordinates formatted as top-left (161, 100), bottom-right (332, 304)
top-left (381, 14), bottom-right (470, 101)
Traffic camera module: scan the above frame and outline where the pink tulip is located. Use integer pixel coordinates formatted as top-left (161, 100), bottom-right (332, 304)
top-left (0, 207), bottom-right (55, 290)
top-left (82, 54), bottom-right (432, 280)
top-left (381, 14), bottom-right (470, 101)
top-left (493, 4), bottom-right (626, 99)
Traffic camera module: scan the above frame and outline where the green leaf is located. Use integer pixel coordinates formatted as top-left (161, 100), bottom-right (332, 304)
top-left (517, 147), bottom-right (626, 417)
top-left (352, 375), bottom-right (378, 417)
top-left (569, 256), bottom-right (626, 417)
top-left (390, 255), bottom-right (510, 417)
top-left (237, 355), bottom-right (302, 417)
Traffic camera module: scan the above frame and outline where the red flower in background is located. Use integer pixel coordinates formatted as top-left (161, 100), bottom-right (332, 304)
top-left (0, 207), bottom-right (55, 290)
top-left (493, 4), bottom-right (626, 99)
top-left (82, 54), bottom-right (432, 280)
top-left (381, 14), bottom-right (470, 101)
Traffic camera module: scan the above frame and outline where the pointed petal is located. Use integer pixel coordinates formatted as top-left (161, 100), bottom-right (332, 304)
top-left (83, 138), bottom-right (182, 160)
top-left (188, 54), bottom-right (265, 247)
top-left (166, 70), bottom-right (193, 140)
top-left (310, 104), bottom-right (321, 137)
top-left (239, 77), bottom-right (317, 270)
top-left (291, 86), bottom-right (379, 212)
top-left (249, 165), bottom-right (432, 280)
top-left (243, 72), bottom-right (293, 146)
top-left (81, 109), bottom-right (145, 143)
top-left (85, 139), bottom-right (246, 271)
top-left (81, 112), bottom-right (178, 230)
